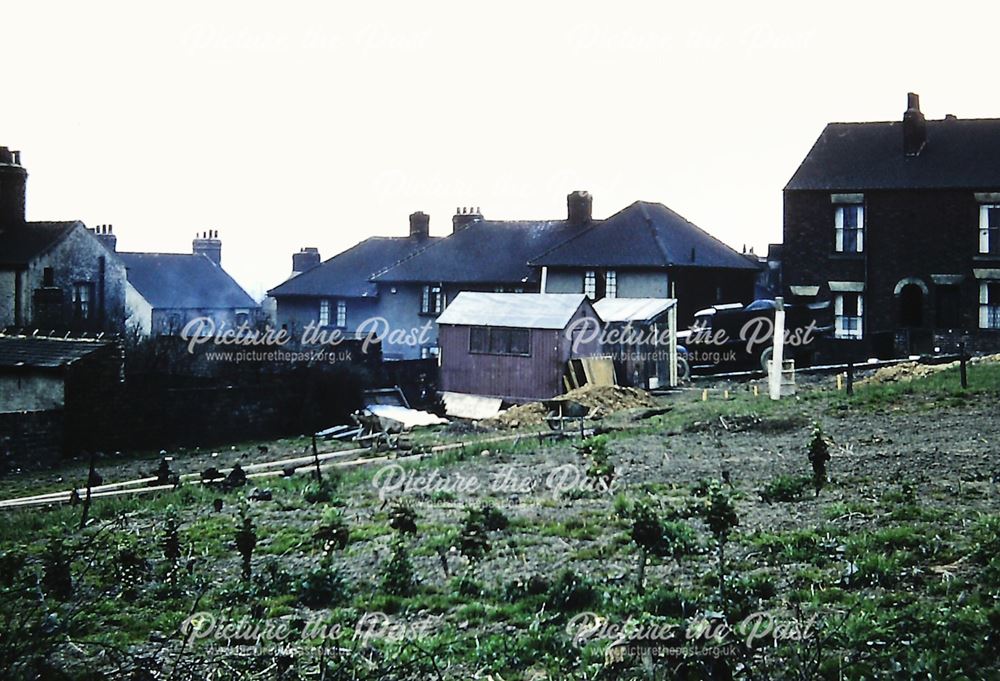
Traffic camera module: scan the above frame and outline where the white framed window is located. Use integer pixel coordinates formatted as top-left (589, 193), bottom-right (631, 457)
top-left (421, 285), bottom-right (443, 315)
top-left (835, 204), bottom-right (864, 253)
top-left (73, 282), bottom-right (93, 320)
top-left (834, 292), bottom-right (863, 339)
top-left (336, 300), bottom-right (347, 327)
top-left (979, 205), bottom-right (1000, 255)
top-left (319, 299), bottom-right (330, 326)
top-left (980, 282), bottom-right (1000, 329)
top-left (605, 270), bottom-right (617, 298)
top-left (584, 270), bottom-right (597, 299)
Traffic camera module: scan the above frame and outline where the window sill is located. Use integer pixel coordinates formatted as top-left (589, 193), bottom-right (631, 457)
top-left (828, 253), bottom-right (864, 260)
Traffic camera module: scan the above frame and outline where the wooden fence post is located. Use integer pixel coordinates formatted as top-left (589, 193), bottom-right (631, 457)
top-left (846, 361), bottom-right (854, 396)
top-left (959, 342), bottom-right (968, 389)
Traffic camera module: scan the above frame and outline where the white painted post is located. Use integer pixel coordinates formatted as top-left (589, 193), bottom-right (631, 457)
top-left (769, 296), bottom-right (785, 400)
top-left (540, 266), bottom-right (548, 294)
top-left (668, 301), bottom-right (678, 387)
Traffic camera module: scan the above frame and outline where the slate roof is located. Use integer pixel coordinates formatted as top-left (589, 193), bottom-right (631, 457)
top-left (0, 221), bottom-right (80, 267)
top-left (0, 334), bottom-right (113, 370)
top-left (530, 202), bottom-right (759, 271)
top-left (372, 220), bottom-right (589, 285)
top-left (436, 292), bottom-right (591, 329)
top-left (120, 252), bottom-right (257, 309)
top-left (785, 118), bottom-right (1000, 191)
top-left (593, 297), bottom-right (676, 323)
top-left (268, 236), bottom-right (437, 298)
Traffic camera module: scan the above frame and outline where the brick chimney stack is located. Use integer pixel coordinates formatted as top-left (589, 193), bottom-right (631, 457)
top-left (90, 224), bottom-right (117, 252)
top-left (452, 206), bottom-right (482, 233)
top-left (567, 190), bottom-right (593, 225)
top-left (292, 247), bottom-right (321, 276)
top-left (193, 230), bottom-right (222, 266)
top-left (902, 92), bottom-right (927, 157)
top-left (0, 146), bottom-right (27, 229)
top-left (409, 211), bottom-right (430, 239)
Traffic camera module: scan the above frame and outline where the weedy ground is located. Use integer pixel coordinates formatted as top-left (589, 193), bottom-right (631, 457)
top-left (1, 364), bottom-right (998, 680)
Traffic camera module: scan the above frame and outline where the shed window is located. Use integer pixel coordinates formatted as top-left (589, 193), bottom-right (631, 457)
top-left (469, 326), bottom-right (531, 356)
top-left (980, 205), bottom-right (1000, 255)
top-left (980, 282), bottom-right (1000, 329)
top-left (835, 204), bottom-right (864, 253)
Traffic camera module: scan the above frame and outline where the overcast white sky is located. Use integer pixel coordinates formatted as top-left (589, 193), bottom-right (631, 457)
top-left (6, 1), bottom-right (1000, 299)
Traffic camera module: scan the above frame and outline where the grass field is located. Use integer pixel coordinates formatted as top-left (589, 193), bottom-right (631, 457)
top-left (1, 363), bottom-right (998, 680)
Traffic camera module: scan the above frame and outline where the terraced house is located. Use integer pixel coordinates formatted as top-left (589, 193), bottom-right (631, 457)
top-left (784, 93), bottom-right (1000, 360)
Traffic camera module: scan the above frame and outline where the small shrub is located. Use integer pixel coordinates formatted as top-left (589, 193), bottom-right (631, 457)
top-left (760, 475), bottom-right (811, 503)
top-left (547, 569), bottom-right (597, 612)
top-left (578, 435), bottom-right (615, 489)
top-left (380, 536), bottom-right (416, 596)
top-left (504, 574), bottom-right (550, 601)
top-left (41, 537), bottom-right (73, 601)
top-left (807, 422), bottom-right (831, 495)
top-left (388, 501), bottom-right (418, 535)
top-left (235, 502), bottom-right (257, 581)
top-left (298, 560), bottom-right (348, 608)
top-left (313, 508), bottom-right (350, 555)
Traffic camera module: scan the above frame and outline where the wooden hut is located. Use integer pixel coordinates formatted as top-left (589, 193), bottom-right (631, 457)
top-left (436, 293), bottom-right (603, 402)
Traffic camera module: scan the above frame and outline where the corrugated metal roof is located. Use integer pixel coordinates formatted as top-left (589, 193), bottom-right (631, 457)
top-left (0, 335), bottom-right (113, 369)
top-left (436, 292), bottom-right (589, 329)
top-left (593, 297), bottom-right (676, 323)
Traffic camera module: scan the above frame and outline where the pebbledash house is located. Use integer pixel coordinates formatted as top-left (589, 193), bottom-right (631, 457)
top-left (783, 93), bottom-right (1000, 360)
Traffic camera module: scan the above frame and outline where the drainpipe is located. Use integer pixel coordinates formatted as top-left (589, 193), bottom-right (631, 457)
top-left (540, 267), bottom-right (548, 294)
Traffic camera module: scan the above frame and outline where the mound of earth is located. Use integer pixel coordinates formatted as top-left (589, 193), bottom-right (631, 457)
top-left (559, 384), bottom-right (658, 411)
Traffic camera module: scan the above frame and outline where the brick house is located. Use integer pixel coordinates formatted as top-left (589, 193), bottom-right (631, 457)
top-left (0, 147), bottom-right (126, 334)
top-left (783, 93), bottom-right (1000, 359)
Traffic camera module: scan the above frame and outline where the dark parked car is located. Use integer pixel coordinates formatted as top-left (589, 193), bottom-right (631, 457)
top-left (677, 299), bottom-right (832, 374)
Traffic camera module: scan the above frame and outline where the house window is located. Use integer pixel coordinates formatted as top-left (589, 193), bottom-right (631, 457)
top-left (421, 285), bottom-right (443, 315)
top-left (43, 267), bottom-right (55, 287)
top-left (935, 285), bottom-right (962, 329)
top-left (835, 204), bottom-right (864, 253)
top-left (469, 326), bottom-right (531, 356)
top-left (605, 270), bottom-right (617, 298)
top-left (73, 282), bottom-right (94, 320)
top-left (584, 271), bottom-right (597, 299)
top-left (979, 205), bottom-right (1000, 255)
top-left (336, 300), bottom-right (347, 327)
top-left (235, 309), bottom-right (250, 327)
top-left (980, 282), bottom-right (1000, 329)
top-left (834, 292), bottom-right (863, 339)
top-left (319, 299), bottom-right (330, 326)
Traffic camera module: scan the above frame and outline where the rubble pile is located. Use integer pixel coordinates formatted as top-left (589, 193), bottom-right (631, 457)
top-left (861, 361), bottom-right (957, 385)
top-left (559, 384), bottom-right (658, 411)
top-left (494, 402), bottom-right (549, 428)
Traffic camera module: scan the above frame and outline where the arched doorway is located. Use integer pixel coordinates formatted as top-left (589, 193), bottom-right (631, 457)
top-left (899, 284), bottom-right (923, 327)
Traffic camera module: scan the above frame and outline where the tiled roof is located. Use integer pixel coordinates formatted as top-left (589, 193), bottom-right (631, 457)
top-left (0, 221), bottom-right (79, 267)
top-left (373, 220), bottom-right (589, 285)
top-left (268, 236), bottom-right (437, 298)
top-left (530, 202), bottom-right (759, 271)
top-left (786, 118), bottom-right (1000, 191)
top-left (120, 252), bottom-right (257, 309)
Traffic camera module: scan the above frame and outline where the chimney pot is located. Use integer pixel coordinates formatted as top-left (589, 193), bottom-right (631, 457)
top-left (902, 91), bottom-right (927, 157)
top-left (292, 246), bottom-right (321, 275)
top-left (452, 206), bottom-right (483, 233)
